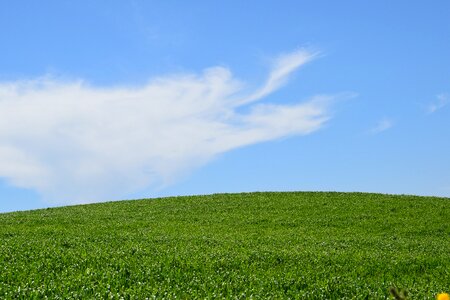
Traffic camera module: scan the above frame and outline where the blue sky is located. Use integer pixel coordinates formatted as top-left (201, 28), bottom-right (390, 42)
top-left (1, 1), bottom-right (449, 212)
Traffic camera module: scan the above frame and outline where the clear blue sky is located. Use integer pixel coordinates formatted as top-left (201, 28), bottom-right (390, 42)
top-left (1, 1), bottom-right (449, 212)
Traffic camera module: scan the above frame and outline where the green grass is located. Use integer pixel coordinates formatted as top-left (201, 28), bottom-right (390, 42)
top-left (0, 192), bottom-right (449, 299)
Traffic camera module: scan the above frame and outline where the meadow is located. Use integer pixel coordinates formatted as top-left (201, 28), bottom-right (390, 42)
top-left (0, 192), bottom-right (449, 299)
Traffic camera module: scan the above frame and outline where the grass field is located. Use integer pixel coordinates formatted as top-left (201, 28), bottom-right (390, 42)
top-left (0, 192), bottom-right (449, 299)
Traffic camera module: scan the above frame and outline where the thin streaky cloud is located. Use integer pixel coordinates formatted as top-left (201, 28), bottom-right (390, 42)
top-left (237, 49), bottom-right (319, 105)
top-left (427, 93), bottom-right (449, 114)
top-left (0, 49), bottom-right (338, 205)
top-left (370, 118), bottom-right (393, 134)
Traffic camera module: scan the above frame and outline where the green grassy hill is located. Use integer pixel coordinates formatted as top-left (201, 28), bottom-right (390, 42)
top-left (0, 192), bottom-right (449, 299)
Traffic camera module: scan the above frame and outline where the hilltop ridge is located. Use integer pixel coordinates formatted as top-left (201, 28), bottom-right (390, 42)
top-left (0, 192), bottom-right (449, 299)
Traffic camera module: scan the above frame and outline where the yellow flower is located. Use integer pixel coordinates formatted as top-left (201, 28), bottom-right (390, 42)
top-left (437, 293), bottom-right (450, 300)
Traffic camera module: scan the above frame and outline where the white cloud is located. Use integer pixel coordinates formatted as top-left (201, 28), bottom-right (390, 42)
top-left (238, 50), bottom-right (318, 105)
top-left (427, 93), bottom-right (449, 114)
top-left (370, 118), bottom-right (393, 134)
top-left (0, 49), bottom-right (335, 204)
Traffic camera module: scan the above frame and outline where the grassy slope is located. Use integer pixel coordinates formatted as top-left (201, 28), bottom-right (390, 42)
top-left (0, 192), bottom-right (449, 299)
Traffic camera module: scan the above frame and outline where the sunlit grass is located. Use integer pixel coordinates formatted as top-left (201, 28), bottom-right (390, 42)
top-left (0, 192), bottom-right (449, 299)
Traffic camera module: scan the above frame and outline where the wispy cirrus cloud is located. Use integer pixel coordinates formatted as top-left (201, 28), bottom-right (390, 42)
top-left (238, 50), bottom-right (318, 105)
top-left (369, 118), bottom-right (393, 134)
top-left (0, 49), bottom-right (336, 204)
top-left (427, 93), bottom-right (449, 114)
